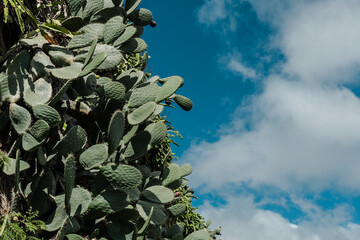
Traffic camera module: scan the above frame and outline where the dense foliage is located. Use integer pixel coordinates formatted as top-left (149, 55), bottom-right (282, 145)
top-left (0, 0), bottom-right (221, 239)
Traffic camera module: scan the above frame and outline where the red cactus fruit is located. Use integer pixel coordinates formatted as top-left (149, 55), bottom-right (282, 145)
top-left (150, 21), bottom-right (157, 27)
top-left (174, 191), bottom-right (181, 197)
top-left (165, 99), bottom-right (171, 105)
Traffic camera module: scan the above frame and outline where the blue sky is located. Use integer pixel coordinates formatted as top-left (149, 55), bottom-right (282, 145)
top-left (141, 0), bottom-right (360, 239)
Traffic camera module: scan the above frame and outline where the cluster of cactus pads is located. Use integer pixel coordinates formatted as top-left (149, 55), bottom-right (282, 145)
top-left (0, 0), bottom-right (220, 239)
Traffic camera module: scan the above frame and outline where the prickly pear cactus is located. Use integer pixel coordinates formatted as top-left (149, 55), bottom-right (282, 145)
top-left (0, 0), bottom-right (220, 239)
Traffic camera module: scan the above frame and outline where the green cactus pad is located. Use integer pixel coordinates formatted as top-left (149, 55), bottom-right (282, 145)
top-left (106, 222), bottom-right (136, 240)
top-left (9, 103), bottom-right (31, 134)
top-left (108, 207), bottom-right (140, 222)
top-left (142, 186), bottom-right (174, 204)
top-left (54, 188), bottom-right (92, 216)
top-left (7, 49), bottom-right (30, 76)
top-left (174, 95), bottom-right (193, 111)
top-left (90, 6), bottom-right (126, 23)
top-left (24, 78), bottom-right (52, 106)
top-left (48, 79), bottom-right (73, 106)
top-left (127, 101), bottom-right (157, 125)
top-left (45, 203), bottom-right (68, 232)
top-left (97, 81), bottom-right (126, 100)
top-left (67, 0), bottom-right (85, 16)
top-left (184, 230), bottom-right (211, 240)
top-left (119, 38), bottom-right (147, 53)
top-left (108, 110), bottom-right (125, 155)
top-left (88, 190), bottom-right (129, 214)
top-left (128, 8), bottom-right (153, 26)
top-left (0, 75), bottom-right (22, 103)
top-left (58, 126), bottom-right (87, 156)
top-left (83, 0), bottom-right (104, 20)
top-left (47, 45), bottom-right (75, 67)
top-left (78, 51), bottom-right (107, 77)
top-left (164, 223), bottom-right (184, 238)
top-left (68, 23), bottom-right (105, 49)
top-left (62, 16), bottom-right (87, 32)
top-left (100, 163), bottom-right (142, 189)
top-left (77, 44), bottom-right (123, 70)
top-left (128, 82), bottom-right (160, 107)
top-left (125, 0), bottom-right (142, 15)
top-left (32, 104), bottom-right (61, 127)
top-left (167, 203), bottom-right (186, 217)
top-left (162, 163), bottom-right (183, 187)
top-left (22, 133), bottom-right (41, 152)
top-left (140, 51), bottom-right (148, 71)
top-left (144, 121), bottom-right (167, 146)
top-left (136, 200), bottom-right (167, 226)
top-left (155, 76), bottom-right (184, 103)
top-left (124, 130), bottom-right (151, 161)
top-left (64, 155), bottom-right (76, 210)
top-left (30, 51), bottom-right (54, 78)
top-left (180, 164), bottom-right (192, 177)
top-left (116, 68), bottom-right (144, 91)
top-left (104, 16), bottom-right (126, 44)
top-left (51, 62), bottom-right (83, 80)
top-left (3, 157), bottom-right (30, 175)
top-left (122, 125), bottom-right (138, 144)
top-left (153, 104), bottom-right (164, 116)
top-left (28, 120), bottom-right (50, 142)
top-left (65, 234), bottom-right (83, 240)
top-left (83, 38), bottom-right (98, 67)
top-left (79, 144), bottom-right (108, 170)
top-left (113, 25), bottom-right (137, 47)
top-left (19, 33), bottom-right (48, 48)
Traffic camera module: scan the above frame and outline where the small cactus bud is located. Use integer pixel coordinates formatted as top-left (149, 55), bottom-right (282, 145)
top-left (174, 191), bottom-right (181, 197)
top-left (12, 216), bottom-right (18, 221)
top-left (165, 99), bottom-right (171, 105)
top-left (150, 21), bottom-right (157, 27)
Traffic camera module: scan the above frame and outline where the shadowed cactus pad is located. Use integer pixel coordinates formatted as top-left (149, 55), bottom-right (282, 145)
top-left (89, 190), bottom-right (129, 214)
top-left (79, 144), bottom-right (108, 170)
top-left (128, 8), bottom-right (153, 26)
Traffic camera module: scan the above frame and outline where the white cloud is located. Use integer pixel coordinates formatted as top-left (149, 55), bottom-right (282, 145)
top-left (199, 195), bottom-right (360, 240)
top-left (185, 77), bottom-right (360, 192)
top-left (192, 0), bottom-right (360, 238)
top-left (197, 0), bottom-right (227, 25)
top-left (227, 58), bottom-right (258, 78)
top-left (279, 0), bottom-right (360, 82)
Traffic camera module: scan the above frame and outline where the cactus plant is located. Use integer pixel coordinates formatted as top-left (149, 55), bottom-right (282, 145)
top-left (0, 1), bottom-right (220, 239)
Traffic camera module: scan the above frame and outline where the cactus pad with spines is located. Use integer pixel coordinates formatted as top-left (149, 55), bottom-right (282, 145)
top-left (100, 163), bottom-right (142, 190)
top-left (79, 144), bottom-right (108, 170)
top-left (32, 104), bottom-right (61, 127)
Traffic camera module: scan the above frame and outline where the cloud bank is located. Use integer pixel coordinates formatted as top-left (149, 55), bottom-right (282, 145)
top-left (189, 0), bottom-right (360, 239)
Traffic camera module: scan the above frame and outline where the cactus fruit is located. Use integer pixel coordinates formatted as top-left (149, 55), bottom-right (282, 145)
top-left (150, 21), bottom-right (157, 27)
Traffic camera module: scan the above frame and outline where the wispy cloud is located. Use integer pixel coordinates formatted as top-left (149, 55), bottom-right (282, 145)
top-left (191, 0), bottom-right (360, 238)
